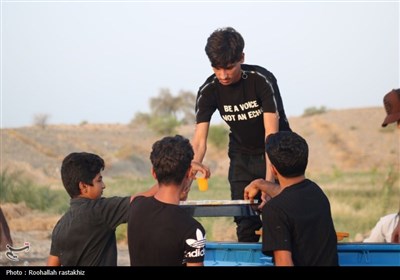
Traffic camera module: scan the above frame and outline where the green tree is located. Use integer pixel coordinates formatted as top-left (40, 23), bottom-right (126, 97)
top-left (131, 88), bottom-right (196, 133)
top-left (176, 90), bottom-right (196, 124)
top-left (150, 88), bottom-right (180, 118)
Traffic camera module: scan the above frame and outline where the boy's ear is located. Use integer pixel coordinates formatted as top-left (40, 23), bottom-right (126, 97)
top-left (151, 168), bottom-right (157, 180)
top-left (270, 164), bottom-right (279, 177)
top-left (180, 178), bottom-right (191, 201)
top-left (78, 182), bottom-right (87, 194)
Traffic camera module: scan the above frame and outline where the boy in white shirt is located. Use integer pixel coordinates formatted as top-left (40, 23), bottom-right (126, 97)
top-left (364, 213), bottom-right (399, 242)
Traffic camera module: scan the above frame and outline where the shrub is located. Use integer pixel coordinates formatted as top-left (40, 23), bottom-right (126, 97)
top-left (130, 112), bottom-right (181, 135)
top-left (33, 113), bottom-right (50, 129)
top-left (208, 125), bottom-right (229, 149)
top-left (302, 106), bottom-right (327, 117)
top-left (0, 169), bottom-right (68, 214)
top-left (131, 112), bottom-right (151, 126)
top-left (116, 224), bottom-right (128, 243)
top-left (148, 116), bottom-right (180, 135)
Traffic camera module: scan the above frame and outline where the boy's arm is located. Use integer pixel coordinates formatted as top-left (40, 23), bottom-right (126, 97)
top-left (191, 122), bottom-right (210, 163)
top-left (262, 112), bottom-right (279, 206)
top-left (47, 255), bottom-right (61, 266)
top-left (244, 179), bottom-right (281, 201)
top-left (263, 112), bottom-right (278, 182)
top-left (130, 184), bottom-right (158, 203)
top-left (273, 250), bottom-right (294, 266)
top-left (364, 216), bottom-right (387, 242)
top-left (190, 160), bottom-right (211, 179)
top-left (129, 160), bottom-right (211, 203)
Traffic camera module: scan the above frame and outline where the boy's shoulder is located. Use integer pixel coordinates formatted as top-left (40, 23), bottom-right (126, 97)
top-left (70, 196), bottom-right (130, 211)
top-left (199, 74), bottom-right (218, 91)
top-left (241, 64), bottom-right (276, 81)
top-left (269, 179), bottom-right (315, 202)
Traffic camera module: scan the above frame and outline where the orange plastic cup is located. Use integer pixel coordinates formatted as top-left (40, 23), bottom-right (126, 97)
top-left (196, 177), bottom-right (208, 192)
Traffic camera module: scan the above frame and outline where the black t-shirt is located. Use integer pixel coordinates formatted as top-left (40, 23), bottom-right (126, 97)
top-left (128, 196), bottom-right (206, 266)
top-left (196, 64), bottom-right (291, 154)
top-left (262, 179), bottom-right (338, 266)
top-left (241, 64), bottom-right (291, 133)
top-left (50, 196), bottom-right (130, 266)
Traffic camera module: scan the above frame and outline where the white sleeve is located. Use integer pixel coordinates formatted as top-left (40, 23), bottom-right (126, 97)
top-left (364, 213), bottom-right (398, 243)
top-left (364, 218), bottom-right (386, 242)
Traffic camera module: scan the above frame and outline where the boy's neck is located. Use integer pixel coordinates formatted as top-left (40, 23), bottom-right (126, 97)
top-left (278, 175), bottom-right (306, 190)
top-left (154, 184), bottom-right (182, 205)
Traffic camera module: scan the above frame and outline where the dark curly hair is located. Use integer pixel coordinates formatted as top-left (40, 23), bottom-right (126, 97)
top-left (266, 131), bottom-right (308, 178)
top-left (150, 135), bottom-right (194, 185)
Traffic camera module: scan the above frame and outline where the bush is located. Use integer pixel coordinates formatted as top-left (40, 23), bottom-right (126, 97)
top-left (148, 116), bottom-right (180, 135)
top-left (130, 112), bottom-right (151, 126)
top-left (0, 169), bottom-right (68, 214)
top-left (208, 125), bottom-right (229, 149)
top-left (33, 113), bottom-right (50, 129)
top-left (302, 106), bottom-right (327, 117)
top-left (116, 224), bottom-right (128, 243)
top-left (130, 113), bottom-right (180, 135)
top-left (129, 89), bottom-right (196, 132)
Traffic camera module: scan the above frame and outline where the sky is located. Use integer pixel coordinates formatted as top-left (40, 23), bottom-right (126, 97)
top-left (1, 0), bottom-right (399, 128)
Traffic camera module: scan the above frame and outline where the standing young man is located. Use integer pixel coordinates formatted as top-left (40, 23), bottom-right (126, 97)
top-left (192, 27), bottom-right (291, 242)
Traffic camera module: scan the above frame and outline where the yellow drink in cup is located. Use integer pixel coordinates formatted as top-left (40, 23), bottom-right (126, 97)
top-left (196, 177), bottom-right (208, 192)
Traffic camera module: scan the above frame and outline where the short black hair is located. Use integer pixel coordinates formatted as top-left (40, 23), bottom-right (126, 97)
top-left (150, 135), bottom-right (194, 185)
top-left (61, 152), bottom-right (105, 198)
top-left (266, 131), bottom-right (308, 178)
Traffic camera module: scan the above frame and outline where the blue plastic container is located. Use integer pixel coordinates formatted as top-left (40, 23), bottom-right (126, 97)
top-left (204, 242), bottom-right (400, 266)
top-left (204, 242), bottom-right (272, 266)
top-left (338, 243), bottom-right (400, 266)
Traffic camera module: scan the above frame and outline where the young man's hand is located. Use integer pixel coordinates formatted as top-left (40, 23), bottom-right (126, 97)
top-left (245, 179), bottom-right (281, 208)
top-left (244, 179), bottom-right (262, 202)
top-left (190, 160), bottom-right (211, 179)
top-left (259, 191), bottom-right (272, 209)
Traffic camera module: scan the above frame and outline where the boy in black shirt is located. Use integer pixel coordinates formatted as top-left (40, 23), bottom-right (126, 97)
top-left (47, 152), bottom-right (157, 266)
top-left (245, 131), bottom-right (338, 266)
top-left (192, 27), bottom-right (291, 242)
top-left (128, 135), bottom-right (206, 266)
